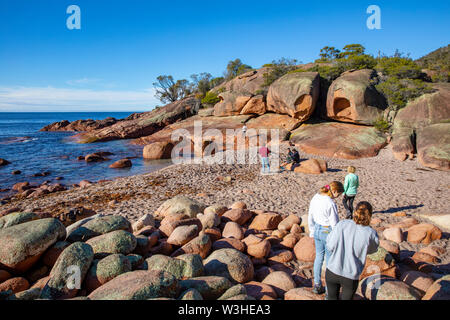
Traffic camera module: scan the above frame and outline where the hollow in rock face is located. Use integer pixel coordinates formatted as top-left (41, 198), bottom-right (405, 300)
top-left (333, 97), bottom-right (353, 120)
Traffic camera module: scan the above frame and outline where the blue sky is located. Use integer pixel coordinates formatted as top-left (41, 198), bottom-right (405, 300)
top-left (0, 0), bottom-right (448, 112)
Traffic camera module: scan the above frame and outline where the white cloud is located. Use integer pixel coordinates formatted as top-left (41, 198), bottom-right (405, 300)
top-left (66, 78), bottom-right (103, 86)
top-left (0, 86), bottom-right (160, 112)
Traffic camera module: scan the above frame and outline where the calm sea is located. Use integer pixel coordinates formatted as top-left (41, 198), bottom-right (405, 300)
top-left (0, 112), bottom-right (171, 192)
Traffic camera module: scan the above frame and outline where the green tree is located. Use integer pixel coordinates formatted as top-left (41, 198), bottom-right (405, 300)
top-left (225, 59), bottom-right (253, 80)
top-left (262, 58), bottom-right (299, 87)
top-left (190, 73), bottom-right (213, 97)
top-left (153, 75), bottom-right (192, 104)
top-left (340, 44), bottom-right (366, 58)
top-left (317, 46), bottom-right (341, 62)
top-left (209, 77), bottom-right (225, 88)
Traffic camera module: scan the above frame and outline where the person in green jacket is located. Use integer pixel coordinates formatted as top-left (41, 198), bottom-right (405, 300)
top-left (343, 166), bottom-right (359, 219)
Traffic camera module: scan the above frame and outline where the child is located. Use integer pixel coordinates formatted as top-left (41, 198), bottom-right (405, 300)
top-left (325, 201), bottom-right (379, 300)
top-left (308, 181), bottom-right (345, 294)
top-left (343, 166), bottom-right (359, 219)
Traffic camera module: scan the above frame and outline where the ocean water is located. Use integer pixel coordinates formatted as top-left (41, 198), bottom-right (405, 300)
top-left (0, 112), bottom-right (171, 192)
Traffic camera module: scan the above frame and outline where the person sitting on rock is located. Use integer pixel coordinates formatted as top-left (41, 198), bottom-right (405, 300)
top-left (343, 166), bottom-right (359, 219)
top-left (308, 181), bottom-right (344, 295)
top-left (280, 148), bottom-right (293, 170)
top-left (291, 149), bottom-right (300, 164)
top-left (325, 201), bottom-right (379, 300)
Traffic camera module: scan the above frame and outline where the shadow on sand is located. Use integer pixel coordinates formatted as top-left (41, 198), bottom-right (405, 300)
top-left (374, 204), bottom-right (424, 214)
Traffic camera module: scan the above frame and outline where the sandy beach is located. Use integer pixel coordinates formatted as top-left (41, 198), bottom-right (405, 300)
top-left (2, 143), bottom-right (449, 263)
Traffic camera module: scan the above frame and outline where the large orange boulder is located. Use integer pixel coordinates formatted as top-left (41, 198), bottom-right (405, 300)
top-left (278, 215), bottom-right (302, 232)
top-left (406, 223), bottom-right (442, 244)
top-left (290, 122), bottom-right (387, 160)
top-left (326, 69), bottom-right (387, 125)
top-left (246, 113), bottom-right (302, 133)
top-left (391, 83), bottom-right (450, 170)
top-left (222, 222), bottom-right (245, 240)
top-left (266, 72), bottom-right (320, 121)
top-left (416, 123), bottom-right (450, 171)
top-left (249, 212), bottom-right (283, 231)
top-left (247, 240), bottom-right (271, 259)
top-left (221, 209), bottom-right (253, 226)
top-left (293, 236), bottom-right (315, 262)
top-left (240, 95), bottom-right (266, 115)
top-left (294, 159), bottom-right (327, 174)
top-left (143, 141), bottom-right (175, 160)
top-left (383, 227), bottom-right (403, 244)
top-left (213, 69), bottom-right (268, 117)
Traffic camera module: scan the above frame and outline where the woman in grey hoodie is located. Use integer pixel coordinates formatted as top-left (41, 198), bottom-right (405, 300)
top-left (325, 201), bottom-right (379, 300)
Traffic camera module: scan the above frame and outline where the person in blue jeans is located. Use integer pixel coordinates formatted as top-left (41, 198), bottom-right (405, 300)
top-left (259, 144), bottom-right (271, 173)
top-left (307, 181), bottom-right (344, 294)
top-left (343, 166), bottom-right (359, 219)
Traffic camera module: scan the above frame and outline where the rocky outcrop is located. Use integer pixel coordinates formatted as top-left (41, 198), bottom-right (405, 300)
top-left (40, 117), bottom-right (118, 132)
top-left (326, 69), bottom-right (387, 125)
top-left (213, 69), bottom-right (268, 117)
top-left (416, 123), bottom-right (450, 171)
top-left (74, 97), bottom-right (201, 143)
top-left (266, 72), bottom-right (320, 121)
top-left (391, 83), bottom-right (450, 170)
top-left (290, 122), bottom-right (387, 159)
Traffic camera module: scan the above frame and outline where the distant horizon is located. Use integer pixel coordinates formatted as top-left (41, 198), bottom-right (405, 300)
top-left (0, 0), bottom-right (448, 112)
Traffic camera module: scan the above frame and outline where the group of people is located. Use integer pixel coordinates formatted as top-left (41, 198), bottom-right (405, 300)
top-left (308, 167), bottom-right (379, 300)
top-left (257, 145), bottom-right (301, 174)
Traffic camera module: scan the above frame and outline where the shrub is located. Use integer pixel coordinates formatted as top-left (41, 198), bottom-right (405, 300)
top-left (306, 64), bottom-right (343, 82)
top-left (254, 89), bottom-right (267, 96)
top-left (336, 54), bottom-right (377, 71)
top-left (373, 118), bottom-right (390, 133)
top-left (376, 57), bottom-right (422, 79)
top-left (376, 77), bottom-right (434, 110)
top-left (416, 44), bottom-right (449, 83)
top-left (262, 58), bottom-right (299, 87)
top-left (201, 91), bottom-right (220, 106)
